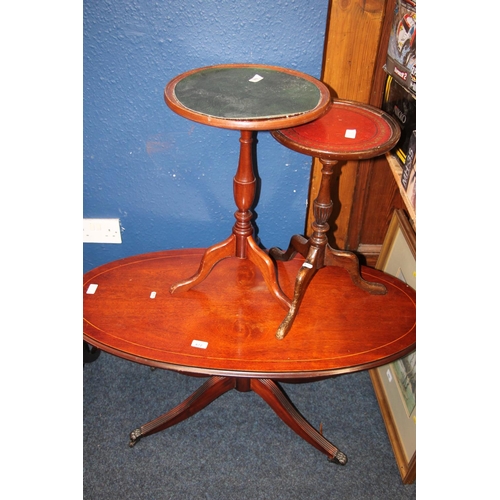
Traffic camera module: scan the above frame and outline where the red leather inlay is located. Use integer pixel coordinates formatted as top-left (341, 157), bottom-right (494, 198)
top-left (279, 101), bottom-right (394, 155)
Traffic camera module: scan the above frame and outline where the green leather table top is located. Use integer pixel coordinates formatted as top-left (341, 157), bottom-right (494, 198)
top-left (173, 66), bottom-right (323, 120)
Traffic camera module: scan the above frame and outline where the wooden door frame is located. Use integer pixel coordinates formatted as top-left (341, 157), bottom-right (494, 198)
top-left (306, 0), bottom-right (400, 264)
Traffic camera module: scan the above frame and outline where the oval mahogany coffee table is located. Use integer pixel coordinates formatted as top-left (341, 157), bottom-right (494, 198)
top-left (83, 248), bottom-right (416, 465)
top-left (270, 99), bottom-right (401, 339)
top-left (164, 64), bottom-right (331, 311)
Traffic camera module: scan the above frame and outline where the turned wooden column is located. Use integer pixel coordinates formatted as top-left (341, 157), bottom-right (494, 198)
top-left (233, 131), bottom-right (257, 259)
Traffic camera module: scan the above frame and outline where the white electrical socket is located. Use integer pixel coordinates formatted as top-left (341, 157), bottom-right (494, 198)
top-left (83, 218), bottom-right (122, 244)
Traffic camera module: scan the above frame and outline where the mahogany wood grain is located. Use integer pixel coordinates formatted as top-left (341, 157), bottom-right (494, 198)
top-left (83, 249), bottom-right (415, 378)
top-left (84, 249), bottom-right (415, 464)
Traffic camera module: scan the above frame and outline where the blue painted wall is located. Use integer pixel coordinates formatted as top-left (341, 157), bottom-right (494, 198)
top-left (84, 0), bottom-right (329, 273)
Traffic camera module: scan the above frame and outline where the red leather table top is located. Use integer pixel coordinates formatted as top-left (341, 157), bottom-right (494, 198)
top-left (271, 99), bottom-right (401, 160)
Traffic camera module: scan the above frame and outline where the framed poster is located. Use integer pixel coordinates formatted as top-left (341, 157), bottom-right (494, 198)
top-left (369, 209), bottom-right (416, 484)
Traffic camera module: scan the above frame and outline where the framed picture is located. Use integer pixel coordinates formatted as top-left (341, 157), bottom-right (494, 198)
top-left (369, 209), bottom-right (416, 484)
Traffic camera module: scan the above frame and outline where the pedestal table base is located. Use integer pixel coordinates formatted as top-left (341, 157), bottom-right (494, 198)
top-left (128, 375), bottom-right (348, 465)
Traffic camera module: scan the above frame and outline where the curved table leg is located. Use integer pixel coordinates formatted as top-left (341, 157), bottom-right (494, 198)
top-left (324, 245), bottom-right (386, 295)
top-left (269, 234), bottom-right (310, 262)
top-left (275, 246), bottom-right (320, 340)
top-left (170, 130), bottom-right (293, 309)
top-left (129, 374), bottom-right (347, 465)
top-left (170, 235), bottom-right (236, 294)
top-left (83, 341), bottom-right (100, 365)
top-left (169, 129), bottom-right (293, 310)
top-left (270, 157), bottom-right (386, 338)
top-left (129, 376), bottom-right (235, 447)
top-left (250, 378), bottom-right (347, 465)
top-left (170, 234), bottom-right (291, 310)
top-left (247, 236), bottom-right (291, 310)
top-left (272, 241), bottom-right (386, 339)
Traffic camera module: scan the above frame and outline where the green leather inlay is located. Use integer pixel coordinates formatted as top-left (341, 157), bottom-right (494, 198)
top-left (174, 67), bottom-right (321, 120)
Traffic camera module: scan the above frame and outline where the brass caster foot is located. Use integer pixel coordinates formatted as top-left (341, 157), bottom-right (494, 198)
top-left (328, 450), bottom-right (348, 465)
top-left (129, 428), bottom-right (142, 447)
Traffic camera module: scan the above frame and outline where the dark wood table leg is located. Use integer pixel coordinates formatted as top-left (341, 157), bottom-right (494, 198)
top-left (83, 341), bottom-right (100, 365)
top-left (170, 130), bottom-right (290, 310)
top-left (129, 374), bottom-right (346, 464)
top-left (248, 378), bottom-right (347, 464)
top-left (129, 376), bottom-right (236, 446)
top-left (169, 234), bottom-right (237, 294)
top-left (270, 158), bottom-right (386, 339)
top-left (273, 245), bottom-right (321, 340)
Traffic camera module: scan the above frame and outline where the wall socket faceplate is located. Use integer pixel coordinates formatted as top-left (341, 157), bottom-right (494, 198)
top-left (83, 218), bottom-right (122, 244)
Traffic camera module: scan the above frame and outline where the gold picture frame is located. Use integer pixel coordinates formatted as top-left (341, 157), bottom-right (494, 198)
top-left (369, 209), bottom-right (416, 484)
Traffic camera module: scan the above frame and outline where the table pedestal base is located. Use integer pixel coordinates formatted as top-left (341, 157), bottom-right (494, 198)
top-left (270, 235), bottom-right (387, 340)
top-left (169, 130), bottom-right (291, 312)
top-left (170, 233), bottom-right (291, 311)
top-left (269, 159), bottom-right (387, 339)
top-left (129, 375), bottom-right (347, 465)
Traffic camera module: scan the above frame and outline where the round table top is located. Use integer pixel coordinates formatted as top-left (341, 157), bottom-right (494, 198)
top-left (164, 64), bottom-right (331, 131)
top-left (271, 99), bottom-right (401, 161)
top-left (83, 249), bottom-right (416, 379)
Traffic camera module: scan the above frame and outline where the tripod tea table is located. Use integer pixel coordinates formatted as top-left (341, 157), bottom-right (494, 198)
top-left (164, 64), bottom-right (330, 310)
top-left (83, 248), bottom-right (416, 465)
top-left (270, 99), bottom-right (401, 339)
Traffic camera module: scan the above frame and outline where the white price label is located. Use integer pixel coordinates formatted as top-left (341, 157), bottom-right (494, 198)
top-left (191, 340), bottom-right (208, 349)
top-left (249, 74), bottom-right (264, 83)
